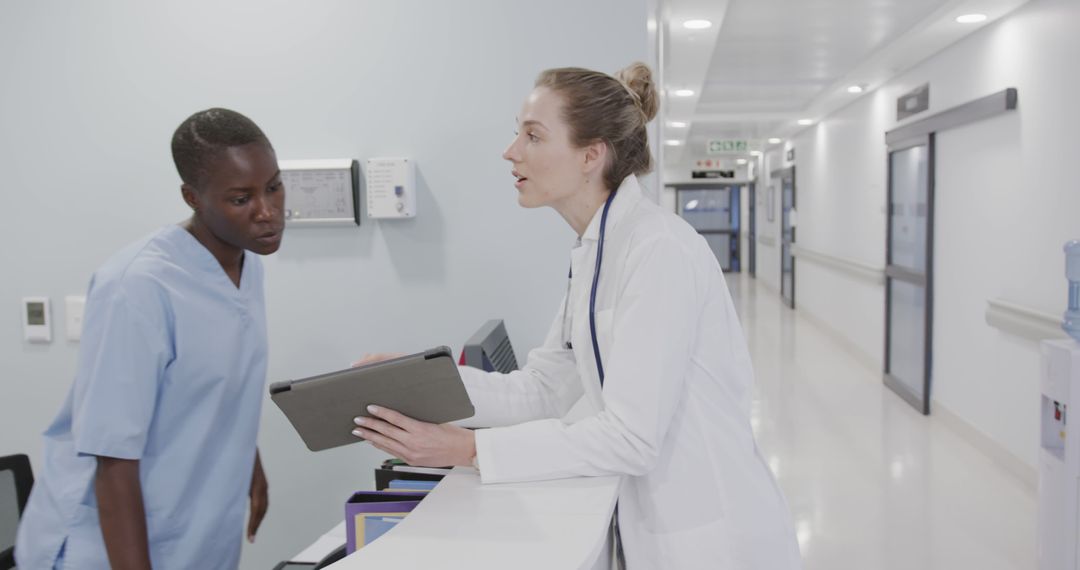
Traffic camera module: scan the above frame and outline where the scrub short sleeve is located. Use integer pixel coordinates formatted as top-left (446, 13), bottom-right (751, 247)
top-left (72, 278), bottom-right (172, 460)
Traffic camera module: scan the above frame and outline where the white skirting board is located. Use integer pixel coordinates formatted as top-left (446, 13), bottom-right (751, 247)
top-left (796, 293), bottom-right (1039, 491)
top-left (930, 401), bottom-right (1037, 491)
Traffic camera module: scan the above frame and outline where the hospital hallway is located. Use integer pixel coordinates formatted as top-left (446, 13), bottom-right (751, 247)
top-left (727, 273), bottom-right (1036, 569)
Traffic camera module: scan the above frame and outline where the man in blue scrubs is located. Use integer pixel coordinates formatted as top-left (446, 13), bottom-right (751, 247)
top-left (16, 108), bottom-right (285, 569)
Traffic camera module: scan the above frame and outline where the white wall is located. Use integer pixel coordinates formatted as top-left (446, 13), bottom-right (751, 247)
top-left (788, 0), bottom-right (1080, 468)
top-left (0, 1), bottom-right (649, 568)
top-left (792, 91), bottom-right (890, 362)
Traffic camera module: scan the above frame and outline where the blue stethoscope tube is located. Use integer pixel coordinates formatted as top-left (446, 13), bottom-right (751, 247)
top-left (567, 190), bottom-right (617, 386)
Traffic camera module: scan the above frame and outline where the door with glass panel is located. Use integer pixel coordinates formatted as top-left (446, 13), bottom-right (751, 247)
top-left (884, 135), bottom-right (935, 415)
top-left (677, 185), bottom-right (740, 272)
top-left (779, 168), bottom-right (796, 308)
top-left (747, 183), bottom-right (756, 277)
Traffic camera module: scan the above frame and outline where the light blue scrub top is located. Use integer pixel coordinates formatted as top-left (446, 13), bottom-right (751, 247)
top-left (16, 225), bottom-right (268, 570)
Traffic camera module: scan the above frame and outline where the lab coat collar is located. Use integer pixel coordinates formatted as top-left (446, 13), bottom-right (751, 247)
top-left (581, 175), bottom-right (643, 243)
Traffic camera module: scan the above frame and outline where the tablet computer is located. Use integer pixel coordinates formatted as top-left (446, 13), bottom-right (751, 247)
top-left (269, 346), bottom-right (474, 451)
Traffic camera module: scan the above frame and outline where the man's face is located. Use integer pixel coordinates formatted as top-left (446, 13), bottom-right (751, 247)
top-left (188, 142), bottom-right (285, 255)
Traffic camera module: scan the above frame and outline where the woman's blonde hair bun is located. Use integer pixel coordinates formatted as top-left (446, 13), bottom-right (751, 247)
top-left (616, 61), bottom-right (659, 124)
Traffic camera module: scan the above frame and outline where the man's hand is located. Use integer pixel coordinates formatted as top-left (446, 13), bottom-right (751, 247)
top-left (247, 449), bottom-right (268, 543)
top-left (352, 405), bottom-right (476, 468)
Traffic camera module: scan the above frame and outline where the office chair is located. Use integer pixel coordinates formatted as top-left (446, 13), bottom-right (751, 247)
top-left (0, 454), bottom-right (33, 570)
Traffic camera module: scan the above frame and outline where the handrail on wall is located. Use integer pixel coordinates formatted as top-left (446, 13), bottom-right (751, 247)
top-left (758, 245), bottom-right (1061, 344)
top-left (985, 298), bottom-right (1066, 342)
top-left (789, 244), bottom-right (884, 284)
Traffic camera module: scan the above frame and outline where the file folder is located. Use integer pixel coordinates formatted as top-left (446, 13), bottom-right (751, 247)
top-left (362, 515), bottom-right (403, 545)
top-left (374, 458), bottom-right (447, 490)
top-left (344, 491), bottom-right (426, 553)
top-left (387, 479), bottom-right (438, 491)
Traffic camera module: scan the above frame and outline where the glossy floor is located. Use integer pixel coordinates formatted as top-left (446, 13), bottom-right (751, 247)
top-left (730, 274), bottom-right (1036, 569)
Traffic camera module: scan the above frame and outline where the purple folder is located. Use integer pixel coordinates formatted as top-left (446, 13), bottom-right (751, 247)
top-left (344, 491), bottom-right (427, 553)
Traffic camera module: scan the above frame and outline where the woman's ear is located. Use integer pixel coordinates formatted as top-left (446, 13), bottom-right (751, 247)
top-left (583, 140), bottom-right (608, 178)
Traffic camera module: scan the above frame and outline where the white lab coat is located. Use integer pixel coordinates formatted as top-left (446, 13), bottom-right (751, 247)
top-left (458, 175), bottom-right (802, 569)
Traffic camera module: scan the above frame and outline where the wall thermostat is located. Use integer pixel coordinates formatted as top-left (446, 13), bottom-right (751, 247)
top-left (366, 157), bottom-right (416, 219)
top-left (280, 159), bottom-right (361, 226)
top-left (22, 296), bottom-right (52, 343)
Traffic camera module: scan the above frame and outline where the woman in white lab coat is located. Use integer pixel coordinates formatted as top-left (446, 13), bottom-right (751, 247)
top-left (350, 63), bottom-right (802, 569)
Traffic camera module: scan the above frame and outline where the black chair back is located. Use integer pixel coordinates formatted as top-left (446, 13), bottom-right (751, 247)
top-left (0, 454), bottom-right (33, 570)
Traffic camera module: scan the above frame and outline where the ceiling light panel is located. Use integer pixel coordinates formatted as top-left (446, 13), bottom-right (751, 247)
top-left (683, 19), bottom-right (713, 30)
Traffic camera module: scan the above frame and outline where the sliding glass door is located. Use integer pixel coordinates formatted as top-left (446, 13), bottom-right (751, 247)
top-left (884, 135), bottom-right (935, 415)
top-left (677, 185), bottom-right (741, 272)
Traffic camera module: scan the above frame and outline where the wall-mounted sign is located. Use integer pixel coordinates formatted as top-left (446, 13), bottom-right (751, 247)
top-left (691, 170), bottom-right (735, 179)
top-left (897, 84), bottom-right (930, 121)
top-left (786, 148), bottom-right (795, 162)
top-left (706, 139), bottom-right (749, 154)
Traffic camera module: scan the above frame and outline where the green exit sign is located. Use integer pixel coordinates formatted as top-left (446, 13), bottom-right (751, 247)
top-left (706, 140), bottom-right (749, 154)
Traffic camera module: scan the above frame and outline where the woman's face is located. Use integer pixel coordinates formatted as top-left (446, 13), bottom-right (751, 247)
top-left (502, 87), bottom-right (586, 209)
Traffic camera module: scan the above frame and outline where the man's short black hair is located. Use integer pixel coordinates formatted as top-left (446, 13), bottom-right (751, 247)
top-left (171, 108), bottom-right (271, 187)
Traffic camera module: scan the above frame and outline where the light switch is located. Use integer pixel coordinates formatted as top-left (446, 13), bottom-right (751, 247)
top-left (66, 295), bottom-right (86, 341)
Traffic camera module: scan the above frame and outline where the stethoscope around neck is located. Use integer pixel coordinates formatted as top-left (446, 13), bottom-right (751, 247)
top-left (561, 189), bottom-right (617, 386)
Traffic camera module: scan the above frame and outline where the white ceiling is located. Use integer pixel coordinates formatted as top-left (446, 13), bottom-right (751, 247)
top-left (660, 0), bottom-right (1032, 168)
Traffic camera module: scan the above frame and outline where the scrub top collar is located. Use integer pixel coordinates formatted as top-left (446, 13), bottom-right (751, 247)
top-left (165, 224), bottom-right (252, 293)
top-left (580, 174), bottom-right (644, 243)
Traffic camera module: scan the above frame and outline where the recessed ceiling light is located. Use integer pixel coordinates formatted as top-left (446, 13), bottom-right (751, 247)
top-left (668, 121), bottom-right (688, 128)
top-left (673, 89), bottom-right (695, 97)
top-left (736, 159), bottom-right (748, 165)
top-left (664, 140), bottom-right (682, 146)
top-left (768, 138), bottom-right (782, 144)
top-left (797, 119), bottom-right (814, 126)
top-left (750, 151), bottom-right (763, 157)
top-left (956, 13), bottom-right (987, 23)
top-left (847, 85), bottom-right (865, 94)
top-left (683, 19), bottom-right (713, 30)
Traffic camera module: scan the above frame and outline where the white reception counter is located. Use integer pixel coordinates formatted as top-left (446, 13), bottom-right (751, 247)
top-left (294, 467), bottom-right (620, 569)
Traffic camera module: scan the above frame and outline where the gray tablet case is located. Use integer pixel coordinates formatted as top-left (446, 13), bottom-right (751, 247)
top-left (269, 346), bottom-right (475, 451)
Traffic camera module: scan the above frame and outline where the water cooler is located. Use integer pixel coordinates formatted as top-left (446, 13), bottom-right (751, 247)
top-left (1040, 240), bottom-right (1080, 569)
top-left (1040, 339), bottom-right (1080, 568)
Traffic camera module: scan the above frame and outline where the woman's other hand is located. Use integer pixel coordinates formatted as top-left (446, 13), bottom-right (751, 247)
top-left (352, 405), bottom-right (476, 468)
top-left (350, 353), bottom-right (405, 368)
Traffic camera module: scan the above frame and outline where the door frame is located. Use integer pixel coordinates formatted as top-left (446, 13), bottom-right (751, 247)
top-left (775, 167), bottom-right (796, 309)
top-left (883, 134), bottom-right (936, 415)
top-left (748, 183), bottom-right (756, 278)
